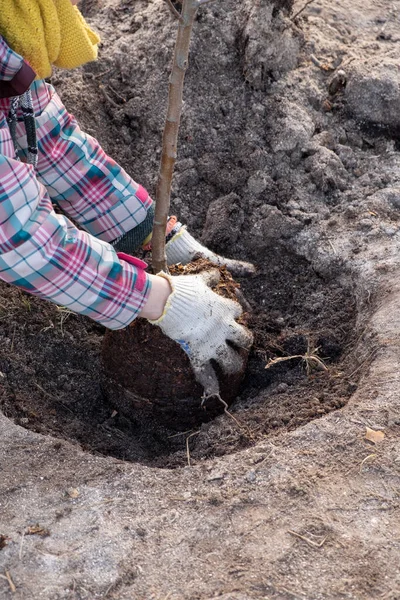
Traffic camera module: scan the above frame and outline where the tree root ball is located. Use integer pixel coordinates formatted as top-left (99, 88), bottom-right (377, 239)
top-left (101, 262), bottom-right (250, 430)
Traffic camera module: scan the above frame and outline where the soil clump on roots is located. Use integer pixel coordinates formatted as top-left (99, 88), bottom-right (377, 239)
top-left (101, 260), bottom-right (249, 430)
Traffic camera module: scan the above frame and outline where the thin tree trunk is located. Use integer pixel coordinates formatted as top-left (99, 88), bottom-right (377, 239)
top-left (151, 0), bottom-right (201, 273)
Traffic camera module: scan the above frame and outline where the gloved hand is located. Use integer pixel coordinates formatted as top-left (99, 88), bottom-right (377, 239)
top-left (114, 214), bottom-right (255, 277)
top-left (165, 224), bottom-right (255, 277)
top-left (148, 270), bottom-right (253, 396)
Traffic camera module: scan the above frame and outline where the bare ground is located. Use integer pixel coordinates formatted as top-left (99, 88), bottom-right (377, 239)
top-left (1, 0), bottom-right (400, 597)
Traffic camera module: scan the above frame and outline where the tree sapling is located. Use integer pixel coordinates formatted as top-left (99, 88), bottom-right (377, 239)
top-left (152, 0), bottom-right (212, 273)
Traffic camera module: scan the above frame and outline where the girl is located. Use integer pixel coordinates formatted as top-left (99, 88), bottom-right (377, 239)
top-left (0, 0), bottom-right (253, 395)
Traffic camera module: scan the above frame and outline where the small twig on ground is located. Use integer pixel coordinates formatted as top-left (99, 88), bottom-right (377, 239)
top-left (99, 85), bottom-right (120, 109)
top-left (186, 430), bottom-right (200, 466)
top-left (104, 579), bottom-right (119, 597)
top-left (322, 234), bottom-right (337, 254)
top-left (287, 530), bottom-right (327, 548)
top-left (310, 54), bottom-right (323, 68)
top-left (0, 571), bottom-right (16, 593)
top-left (359, 453), bottom-right (377, 473)
top-left (309, 54), bottom-right (334, 72)
top-left (291, 0), bottom-right (315, 21)
top-left (327, 239), bottom-right (337, 254)
top-left (106, 84), bottom-right (126, 104)
top-left (92, 68), bottom-right (112, 80)
top-left (347, 348), bottom-right (379, 379)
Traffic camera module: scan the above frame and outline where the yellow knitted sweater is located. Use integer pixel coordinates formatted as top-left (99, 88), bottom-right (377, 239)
top-left (0, 0), bottom-right (100, 79)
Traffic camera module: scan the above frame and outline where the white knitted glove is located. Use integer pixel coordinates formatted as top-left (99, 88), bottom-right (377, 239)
top-left (166, 226), bottom-right (255, 277)
top-left (149, 270), bottom-right (253, 396)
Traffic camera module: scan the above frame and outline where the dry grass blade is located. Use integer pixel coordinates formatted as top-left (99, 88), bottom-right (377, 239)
top-left (186, 431), bottom-right (200, 466)
top-left (56, 306), bottom-right (74, 337)
top-left (167, 429), bottom-right (193, 438)
top-left (1, 571), bottom-right (16, 593)
top-left (305, 353), bottom-right (329, 373)
top-left (359, 453), bottom-right (377, 473)
top-left (287, 530), bottom-right (327, 548)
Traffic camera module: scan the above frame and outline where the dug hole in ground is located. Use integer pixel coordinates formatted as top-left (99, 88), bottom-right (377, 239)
top-left (1, 0), bottom-right (400, 597)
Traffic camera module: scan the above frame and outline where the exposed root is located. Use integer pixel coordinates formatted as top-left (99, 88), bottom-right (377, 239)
top-left (202, 393), bottom-right (256, 441)
top-left (265, 344), bottom-right (328, 375)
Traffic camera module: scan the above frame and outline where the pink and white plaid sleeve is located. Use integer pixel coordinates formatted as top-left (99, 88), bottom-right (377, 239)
top-left (0, 36), bottom-right (23, 81)
top-left (0, 152), bottom-right (151, 329)
top-left (11, 81), bottom-right (154, 243)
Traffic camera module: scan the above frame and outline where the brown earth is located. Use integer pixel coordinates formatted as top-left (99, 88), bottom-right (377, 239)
top-left (1, 0), bottom-right (400, 598)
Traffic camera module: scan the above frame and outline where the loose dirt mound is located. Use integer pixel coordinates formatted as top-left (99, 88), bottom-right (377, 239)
top-left (1, 0), bottom-right (400, 598)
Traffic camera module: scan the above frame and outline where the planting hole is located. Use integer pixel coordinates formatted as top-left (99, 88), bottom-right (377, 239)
top-left (0, 243), bottom-right (359, 468)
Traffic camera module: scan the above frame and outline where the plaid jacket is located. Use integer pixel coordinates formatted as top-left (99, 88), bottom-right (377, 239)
top-left (0, 36), bottom-right (152, 329)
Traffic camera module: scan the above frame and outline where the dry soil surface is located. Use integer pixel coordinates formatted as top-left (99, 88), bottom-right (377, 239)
top-left (1, 0), bottom-right (400, 598)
